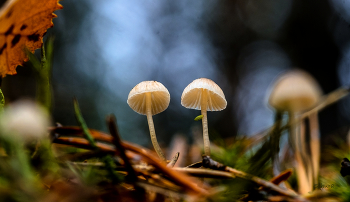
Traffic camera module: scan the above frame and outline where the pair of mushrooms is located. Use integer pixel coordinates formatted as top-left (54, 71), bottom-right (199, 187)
top-left (127, 78), bottom-right (227, 161)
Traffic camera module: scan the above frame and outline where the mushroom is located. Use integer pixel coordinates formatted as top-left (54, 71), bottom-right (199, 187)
top-left (181, 78), bottom-right (227, 156)
top-left (269, 71), bottom-right (321, 112)
top-left (268, 70), bottom-right (322, 194)
top-left (128, 81), bottom-right (170, 161)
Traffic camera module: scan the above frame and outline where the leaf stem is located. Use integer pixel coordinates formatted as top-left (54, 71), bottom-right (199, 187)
top-left (73, 98), bottom-right (97, 149)
top-left (36, 37), bottom-right (54, 112)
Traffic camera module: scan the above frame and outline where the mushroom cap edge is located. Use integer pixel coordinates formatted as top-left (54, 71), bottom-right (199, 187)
top-left (128, 81), bottom-right (170, 115)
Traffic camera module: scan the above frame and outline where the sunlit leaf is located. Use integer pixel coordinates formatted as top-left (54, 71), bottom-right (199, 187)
top-left (0, 0), bottom-right (62, 77)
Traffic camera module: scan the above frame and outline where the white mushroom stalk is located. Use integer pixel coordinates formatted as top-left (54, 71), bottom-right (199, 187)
top-left (181, 78), bottom-right (227, 156)
top-left (128, 81), bottom-right (170, 161)
top-left (145, 92), bottom-right (165, 161)
top-left (201, 89), bottom-right (210, 155)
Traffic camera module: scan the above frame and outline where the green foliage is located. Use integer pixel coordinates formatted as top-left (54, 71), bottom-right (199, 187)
top-left (73, 98), bottom-right (124, 183)
top-left (248, 112), bottom-right (283, 178)
top-left (326, 175), bottom-right (350, 201)
top-left (194, 115), bottom-right (203, 121)
top-left (209, 137), bottom-right (272, 201)
top-left (26, 36), bottom-right (55, 112)
top-left (0, 88), bottom-right (4, 113)
top-left (73, 98), bottom-right (98, 149)
top-left (312, 136), bottom-right (350, 201)
top-left (211, 139), bottom-right (250, 171)
top-left (0, 135), bottom-right (57, 201)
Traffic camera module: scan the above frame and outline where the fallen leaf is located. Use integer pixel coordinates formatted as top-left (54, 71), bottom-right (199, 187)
top-left (0, 0), bottom-right (62, 77)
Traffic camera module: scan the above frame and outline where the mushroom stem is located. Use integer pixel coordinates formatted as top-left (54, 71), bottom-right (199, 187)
top-left (272, 111), bottom-right (283, 176)
top-left (146, 92), bottom-right (166, 161)
top-left (290, 112), bottom-right (311, 194)
top-left (201, 89), bottom-right (210, 156)
top-left (309, 113), bottom-right (319, 185)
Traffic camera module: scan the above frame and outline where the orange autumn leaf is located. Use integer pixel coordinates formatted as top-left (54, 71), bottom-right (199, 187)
top-left (0, 0), bottom-right (62, 77)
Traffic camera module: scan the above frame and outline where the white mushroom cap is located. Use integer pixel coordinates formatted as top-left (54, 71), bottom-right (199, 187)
top-left (268, 70), bottom-right (322, 112)
top-left (181, 78), bottom-right (227, 111)
top-left (0, 100), bottom-right (51, 141)
top-left (127, 81), bottom-right (170, 115)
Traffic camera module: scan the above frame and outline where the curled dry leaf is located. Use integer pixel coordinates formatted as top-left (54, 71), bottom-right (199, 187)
top-left (0, 0), bottom-right (62, 77)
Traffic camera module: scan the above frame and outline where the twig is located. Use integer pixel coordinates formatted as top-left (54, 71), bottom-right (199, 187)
top-left (136, 169), bottom-right (182, 190)
top-left (167, 152), bottom-right (179, 168)
top-left (174, 168), bottom-right (234, 178)
top-left (107, 115), bottom-right (137, 182)
top-left (135, 181), bottom-right (185, 199)
top-left (68, 162), bottom-right (104, 167)
top-left (72, 105), bottom-right (122, 183)
top-left (50, 126), bottom-right (113, 143)
top-left (202, 156), bottom-right (305, 200)
top-left (186, 161), bottom-right (202, 168)
top-left (302, 87), bottom-right (349, 119)
top-left (267, 195), bottom-right (297, 202)
top-left (51, 128), bottom-right (209, 195)
top-left (122, 142), bottom-right (209, 195)
top-left (53, 137), bottom-right (115, 152)
top-left (240, 169), bottom-right (294, 201)
top-left (61, 162), bottom-right (234, 179)
top-left (281, 87), bottom-right (349, 133)
top-left (268, 169), bottom-right (293, 186)
top-left (57, 150), bottom-right (115, 161)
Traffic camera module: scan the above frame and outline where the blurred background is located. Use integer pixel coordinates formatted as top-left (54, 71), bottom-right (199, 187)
top-left (1, 0), bottom-right (350, 157)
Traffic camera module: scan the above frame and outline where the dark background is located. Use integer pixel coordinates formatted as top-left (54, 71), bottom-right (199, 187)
top-left (1, 0), bottom-right (349, 150)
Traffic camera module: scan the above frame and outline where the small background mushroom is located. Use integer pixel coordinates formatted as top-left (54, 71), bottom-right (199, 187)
top-left (268, 70), bottom-right (322, 194)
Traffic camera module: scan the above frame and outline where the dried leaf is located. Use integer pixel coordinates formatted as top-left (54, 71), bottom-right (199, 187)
top-left (0, 0), bottom-right (62, 77)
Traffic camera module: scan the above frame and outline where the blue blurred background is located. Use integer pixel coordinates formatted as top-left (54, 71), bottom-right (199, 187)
top-left (2, 0), bottom-right (350, 154)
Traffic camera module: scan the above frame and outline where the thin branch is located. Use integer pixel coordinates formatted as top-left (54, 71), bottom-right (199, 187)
top-left (53, 137), bottom-right (115, 152)
top-left (122, 142), bottom-right (209, 195)
top-left (201, 156), bottom-right (305, 200)
top-left (186, 161), bottom-right (202, 168)
top-left (51, 129), bottom-right (209, 195)
top-left (57, 150), bottom-right (114, 161)
top-left (106, 114), bottom-right (137, 182)
top-left (167, 152), bottom-right (179, 168)
top-left (174, 168), bottom-right (233, 178)
top-left (268, 169), bottom-right (293, 186)
top-left (135, 181), bottom-right (185, 199)
top-left (50, 126), bottom-right (113, 143)
top-left (61, 162), bottom-right (234, 179)
top-left (301, 87), bottom-right (349, 119)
